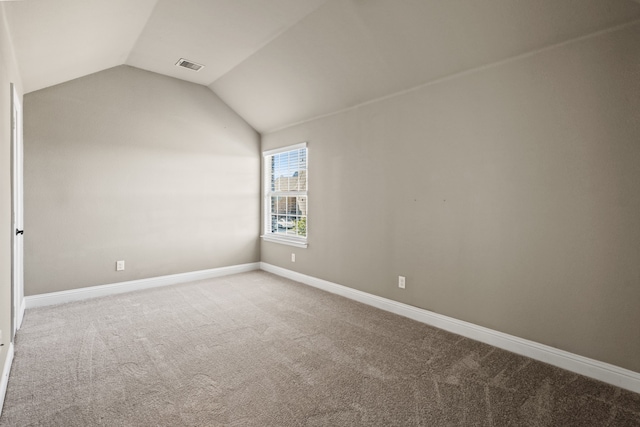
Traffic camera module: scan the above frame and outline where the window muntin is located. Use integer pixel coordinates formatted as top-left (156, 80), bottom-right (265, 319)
top-left (263, 143), bottom-right (307, 246)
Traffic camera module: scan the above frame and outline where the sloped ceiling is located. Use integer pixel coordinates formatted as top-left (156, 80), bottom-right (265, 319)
top-left (3, 0), bottom-right (158, 93)
top-left (126, 0), bottom-right (327, 86)
top-left (4, 0), bottom-right (640, 132)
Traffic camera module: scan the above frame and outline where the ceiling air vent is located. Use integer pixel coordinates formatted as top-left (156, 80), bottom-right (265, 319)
top-left (175, 58), bottom-right (205, 72)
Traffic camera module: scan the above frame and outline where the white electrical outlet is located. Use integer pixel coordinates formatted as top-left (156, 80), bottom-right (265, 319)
top-left (291, 253), bottom-right (296, 263)
top-left (398, 276), bottom-right (406, 289)
top-left (116, 260), bottom-right (125, 271)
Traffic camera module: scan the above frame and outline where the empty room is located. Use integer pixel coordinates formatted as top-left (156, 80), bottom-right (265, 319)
top-left (1, 0), bottom-right (640, 425)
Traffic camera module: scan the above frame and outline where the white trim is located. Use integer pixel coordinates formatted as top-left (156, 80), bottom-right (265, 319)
top-left (262, 141), bottom-right (307, 156)
top-left (259, 262), bottom-right (640, 394)
top-left (261, 234), bottom-right (308, 248)
top-left (17, 298), bottom-right (25, 330)
top-left (25, 263), bottom-right (260, 309)
top-left (0, 343), bottom-right (15, 418)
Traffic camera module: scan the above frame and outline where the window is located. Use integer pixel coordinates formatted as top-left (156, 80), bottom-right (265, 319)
top-left (262, 143), bottom-right (307, 248)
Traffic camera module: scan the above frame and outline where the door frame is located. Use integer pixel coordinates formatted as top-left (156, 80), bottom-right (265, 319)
top-left (10, 82), bottom-right (24, 339)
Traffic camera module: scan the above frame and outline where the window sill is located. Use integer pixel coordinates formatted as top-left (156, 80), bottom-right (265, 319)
top-left (261, 234), bottom-right (308, 248)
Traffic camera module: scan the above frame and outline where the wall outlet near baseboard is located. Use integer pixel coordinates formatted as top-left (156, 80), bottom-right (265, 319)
top-left (116, 260), bottom-right (125, 271)
top-left (291, 253), bottom-right (296, 263)
top-left (398, 276), bottom-right (406, 289)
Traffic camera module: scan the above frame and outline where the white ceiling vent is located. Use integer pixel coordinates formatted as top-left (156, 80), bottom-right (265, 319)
top-left (175, 58), bottom-right (205, 72)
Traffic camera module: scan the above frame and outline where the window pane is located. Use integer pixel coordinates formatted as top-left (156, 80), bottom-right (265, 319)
top-left (269, 196), bottom-right (307, 237)
top-left (285, 216), bottom-right (295, 235)
top-left (295, 216), bottom-right (307, 237)
top-left (271, 196), bottom-right (305, 215)
top-left (269, 148), bottom-right (307, 192)
top-left (275, 215), bottom-right (293, 234)
top-left (272, 196), bottom-right (284, 215)
top-left (297, 196), bottom-right (307, 217)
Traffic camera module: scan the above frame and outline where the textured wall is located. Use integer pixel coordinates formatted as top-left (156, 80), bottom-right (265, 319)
top-left (24, 65), bottom-right (260, 295)
top-left (261, 23), bottom-right (640, 372)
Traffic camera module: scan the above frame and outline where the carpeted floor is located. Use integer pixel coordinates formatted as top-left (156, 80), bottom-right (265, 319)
top-left (1, 271), bottom-right (639, 426)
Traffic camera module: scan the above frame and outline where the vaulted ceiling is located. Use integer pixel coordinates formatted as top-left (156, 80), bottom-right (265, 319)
top-left (4, 0), bottom-right (640, 132)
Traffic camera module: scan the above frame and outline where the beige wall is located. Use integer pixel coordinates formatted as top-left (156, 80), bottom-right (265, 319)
top-left (262, 23), bottom-right (640, 373)
top-left (0, 3), bottom-right (23, 380)
top-left (24, 65), bottom-right (260, 296)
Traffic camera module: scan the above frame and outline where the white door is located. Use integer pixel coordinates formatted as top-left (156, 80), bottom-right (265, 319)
top-left (10, 83), bottom-right (24, 338)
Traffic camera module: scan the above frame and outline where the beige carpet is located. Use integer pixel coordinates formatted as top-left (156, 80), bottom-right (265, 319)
top-left (1, 271), bottom-right (639, 426)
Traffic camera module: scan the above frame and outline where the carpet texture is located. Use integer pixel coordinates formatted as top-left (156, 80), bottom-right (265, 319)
top-left (1, 271), bottom-right (639, 426)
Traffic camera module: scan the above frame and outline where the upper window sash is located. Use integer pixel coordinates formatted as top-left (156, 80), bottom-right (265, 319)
top-left (263, 142), bottom-right (307, 157)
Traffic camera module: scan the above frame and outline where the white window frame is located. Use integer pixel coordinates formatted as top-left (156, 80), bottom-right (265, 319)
top-left (262, 142), bottom-right (308, 248)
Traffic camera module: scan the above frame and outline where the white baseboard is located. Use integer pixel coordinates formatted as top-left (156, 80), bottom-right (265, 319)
top-left (0, 343), bottom-right (14, 418)
top-left (260, 262), bottom-right (640, 394)
top-left (25, 262), bottom-right (260, 309)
